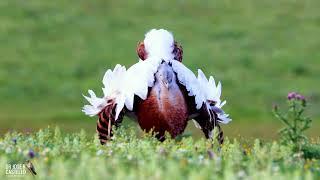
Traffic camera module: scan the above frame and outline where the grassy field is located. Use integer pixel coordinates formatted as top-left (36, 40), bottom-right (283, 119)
top-left (1, 1), bottom-right (320, 135)
top-left (1, 1), bottom-right (320, 178)
top-left (0, 127), bottom-right (319, 179)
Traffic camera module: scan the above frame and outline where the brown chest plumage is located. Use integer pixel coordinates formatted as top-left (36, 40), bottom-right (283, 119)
top-left (136, 62), bottom-right (189, 139)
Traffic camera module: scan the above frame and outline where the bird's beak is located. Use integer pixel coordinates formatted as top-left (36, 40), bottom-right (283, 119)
top-left (165, 82), bottom-right (169, 89)
top-left (162, 80), bottom-right (169, 89)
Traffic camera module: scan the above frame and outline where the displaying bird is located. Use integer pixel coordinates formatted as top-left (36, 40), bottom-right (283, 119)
top-left (82, 29), bottom-right (231, 145)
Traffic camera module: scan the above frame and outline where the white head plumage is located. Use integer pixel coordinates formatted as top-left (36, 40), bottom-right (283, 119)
top-left (143, 29), bottom-right (175, 61)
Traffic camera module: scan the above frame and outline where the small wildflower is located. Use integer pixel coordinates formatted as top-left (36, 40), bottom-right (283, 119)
top-left (272, 165), bottom-right (280, 173)
top-left (296, 94), bottom-right (305, 101)
top-left (117, 143), bottom-right (125, 148)
top-left (177, 149), bottom-right (187, 153)
top-left (108, 150), bottom-right (113, 156)
top-left (287, 92), bottom-right (297, 100)
top-left (96, 149), bottom-right (104, 156)
top-left (12, 138), bottom-right (17, 145)
top-left (293, 152), bottom-right (303, 158)
top-left (158, 147), bottom-right (167, 156)
top-left (28, 149), bottom-right (35, 159)
top-left (275, 92), bottom-right (312, 145)
top-left (215, 156), bottom-right (222, 164)
top-left (5, 147), bottom-right (12, 154)
top-left (207, 150), bottom-right (214, 159)
top-left (44, 148), bottom-right (50, 154)
top-left (237, 170), bottom-right (246, 178)
top-left (296, 93), bottom-right (307, 106)
top-left (198, 155), bottom-right (204, 163)
top-left (287, 92), bottom-right (307, 103)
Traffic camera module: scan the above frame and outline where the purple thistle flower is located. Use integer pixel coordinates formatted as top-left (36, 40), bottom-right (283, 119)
top-left (296, 94), bottom-right (305, 101)
top-left (28, 149), bottom-right (35, 159)
top-left (287, 92), bottom-right (297, 100)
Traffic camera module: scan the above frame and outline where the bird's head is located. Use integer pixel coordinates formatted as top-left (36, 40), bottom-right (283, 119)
top-left (136, 29), bottom-right (183, 62)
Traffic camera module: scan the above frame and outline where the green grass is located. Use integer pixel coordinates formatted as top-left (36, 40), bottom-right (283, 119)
top-left (0, 127), bottom-right (319, 179)
top-left (1, 1), bottom-right (320, 178)
top-left (0, 0), bottom-right (320, 137)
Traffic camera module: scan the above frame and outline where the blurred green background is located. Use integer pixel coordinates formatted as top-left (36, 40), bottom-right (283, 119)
top-left (0, 0), bottom-right (319, 139)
